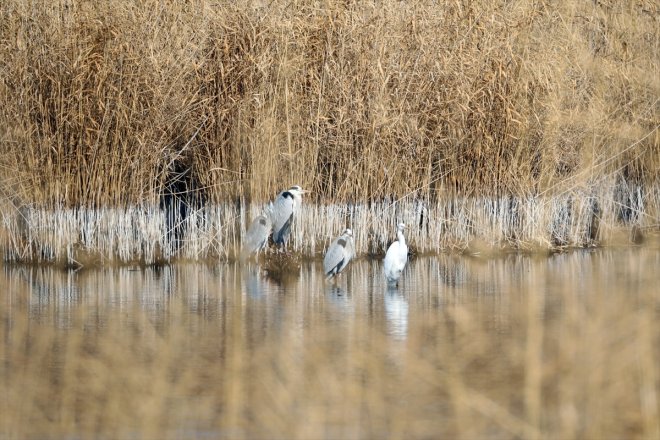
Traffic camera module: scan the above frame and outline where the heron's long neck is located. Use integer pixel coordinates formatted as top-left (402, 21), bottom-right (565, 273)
top-left (397, 230), bottom-right (406, 246)
top-left (293, 195), bottom-right (302, 210)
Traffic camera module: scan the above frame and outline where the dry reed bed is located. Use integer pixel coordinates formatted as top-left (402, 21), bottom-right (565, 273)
top-left (0, 1), bottom-right (658, 207)
top-left (0, 250), bottom-right (658, 439)
top-left (1, 177), bottom-right (657, 264)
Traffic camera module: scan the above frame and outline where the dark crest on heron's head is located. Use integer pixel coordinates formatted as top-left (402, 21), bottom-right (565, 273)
top-left (289, 185), bottom-right (303, 192)
top-left (343, 228), bottom-right (353, 237)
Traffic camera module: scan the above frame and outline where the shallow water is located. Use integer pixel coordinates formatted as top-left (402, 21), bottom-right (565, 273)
top-left (1, 248), bottom-right (659, 439)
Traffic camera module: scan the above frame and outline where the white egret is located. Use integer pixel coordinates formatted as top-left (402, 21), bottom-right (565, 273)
top-left (383, 223), bottom-right (408, 285)
top-left (241, 213), bottom-right (272, 259)
top-left (271, 185), bottom-right (308, 246)
top-left (323, 228), bottom-right (355, 281)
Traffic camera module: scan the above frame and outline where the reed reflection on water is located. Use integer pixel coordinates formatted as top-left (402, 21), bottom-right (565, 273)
top-left (1, 248), bottom-right (659, 439)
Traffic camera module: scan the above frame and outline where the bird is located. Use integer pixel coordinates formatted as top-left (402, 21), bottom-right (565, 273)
top-left (323, 228), bottom-right (355, 281)
top-left (383, 223), bottom-right (408, 285)
top-left (241, 213), bottom-right (272, 259)
top-left (270, 185), bottom-right (308, 247)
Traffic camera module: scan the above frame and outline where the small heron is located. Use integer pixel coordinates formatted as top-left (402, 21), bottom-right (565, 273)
top-left (383, 223), bottom-right (408, 285)
top-left (241, 213), bottom-right (272, 259)
top-left (323, 228), bottom-right (355, 281)
top-left (271, 185), bottom-right (309, 247)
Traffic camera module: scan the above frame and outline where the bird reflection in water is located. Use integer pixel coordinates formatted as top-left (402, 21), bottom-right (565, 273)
top-left (324, 283), bottom-right (354, 318)
top-left (384, 285), bottom-right (409, 340)
top-left (243, 264), bottom-right (278, 298)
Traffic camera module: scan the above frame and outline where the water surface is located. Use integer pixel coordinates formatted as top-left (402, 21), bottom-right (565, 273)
top-left (1, 248), bottom-right (658, 439)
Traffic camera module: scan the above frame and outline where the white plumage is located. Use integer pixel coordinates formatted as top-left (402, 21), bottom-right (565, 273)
top-left (270, 185), bottom-right (307, 246)
top-left (383, 223), bottom-right (408, 285)
top-left (323, 229), bottom-right (355, 280)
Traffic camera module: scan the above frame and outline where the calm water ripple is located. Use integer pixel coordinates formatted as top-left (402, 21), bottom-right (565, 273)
top-left (1, 248), bottom-right (659, 439)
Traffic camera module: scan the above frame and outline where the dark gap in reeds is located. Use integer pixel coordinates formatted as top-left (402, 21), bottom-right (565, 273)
top-left (160, 160), bottom-right (207, 253)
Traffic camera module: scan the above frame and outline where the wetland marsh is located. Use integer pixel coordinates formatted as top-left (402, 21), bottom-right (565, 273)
top-left (1, 1), bottom-right (658, 438)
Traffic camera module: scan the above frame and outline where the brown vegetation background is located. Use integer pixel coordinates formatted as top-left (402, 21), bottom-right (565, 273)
top-left (0, 0), bottom-right (658, 207)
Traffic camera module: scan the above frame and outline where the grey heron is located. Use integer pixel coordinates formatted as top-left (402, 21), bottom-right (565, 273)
top-left (271, 185), bottom-right (308, 246)
top-left (383, 223), bottom-right (408, 285)
top-left (323, 228), bottom-right (354, 281)
top-left (241, 213), bottom-right (272, 259)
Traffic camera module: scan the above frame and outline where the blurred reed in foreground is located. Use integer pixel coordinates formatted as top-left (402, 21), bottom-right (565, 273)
top-left (0, 250), bottom-right (658, 439)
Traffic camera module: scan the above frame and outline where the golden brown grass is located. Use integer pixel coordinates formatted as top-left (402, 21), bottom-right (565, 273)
top-left (0, 1), bottom-right (657, 263)
top-left (0, 0), bottom-right (658, 207)
top-left (0, 249), bottom-right (658, 439)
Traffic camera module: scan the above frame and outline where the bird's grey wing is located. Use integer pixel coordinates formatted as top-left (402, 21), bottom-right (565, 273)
top-left (242, 215), bottom-right (272, 256)
top-left (271, 194), bottom-right (294, 244)
top-left (323, 237), bottom-right (347, 276)
top-left (340, 237), bottom-right (355, 271)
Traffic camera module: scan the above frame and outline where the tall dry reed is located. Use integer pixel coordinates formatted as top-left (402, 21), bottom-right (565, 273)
top-left (0, 0), bottom-right (658, 207)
